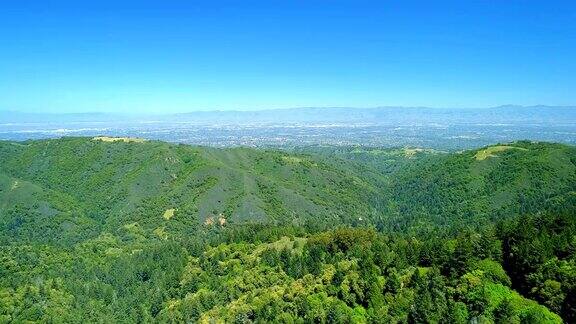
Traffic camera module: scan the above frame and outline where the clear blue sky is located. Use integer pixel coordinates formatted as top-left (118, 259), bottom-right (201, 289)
top-left (1, 0), bottom-right (575, 113)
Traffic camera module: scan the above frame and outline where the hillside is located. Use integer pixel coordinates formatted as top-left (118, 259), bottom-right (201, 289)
top-left (295, 141), bottom-right (576, 234)
top-left (2, 138), bottom-right (575, 244)
top-left (1, 138), bottom-right (575, 322)
top-left (0, 137), bottom-right (386, 245)
top-left (381, 141), bottom-right (576, 233)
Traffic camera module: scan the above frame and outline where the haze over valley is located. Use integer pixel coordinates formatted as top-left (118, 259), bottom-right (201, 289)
top-left (2, 106), bottom-right (575, 149)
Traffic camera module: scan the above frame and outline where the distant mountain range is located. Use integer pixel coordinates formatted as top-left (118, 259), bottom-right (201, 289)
top-left (1, 105), bottom-right (575, 125)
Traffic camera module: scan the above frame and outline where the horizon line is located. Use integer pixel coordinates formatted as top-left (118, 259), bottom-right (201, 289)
top-left (2, 104), bottom-right (575, 115)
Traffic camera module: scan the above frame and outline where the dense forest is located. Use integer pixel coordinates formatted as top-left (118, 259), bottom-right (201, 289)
top-left (1, 137), bottom-right (575, 323)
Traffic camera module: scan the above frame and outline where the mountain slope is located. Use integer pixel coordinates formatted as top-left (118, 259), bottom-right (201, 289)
top-left (2, 138), bottom-right (575, 244)
top-left (0, 137), bottom-right (385, 245)
top-left (1, 137), bottom-right (575, 322)
top-left (382, 141), bottom-right (576, 232)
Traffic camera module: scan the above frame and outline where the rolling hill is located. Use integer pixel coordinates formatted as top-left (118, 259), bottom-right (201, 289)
top-left (1, 137), bottom-right (575, 322)
top-left (382, 141), bottom-right (576, 232)
top-left (1, 138), bottom-right (575, 245)
top-left (0, 137), bottom-right (386, 245)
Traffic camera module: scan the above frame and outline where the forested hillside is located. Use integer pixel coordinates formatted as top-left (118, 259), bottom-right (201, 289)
top-left (0, 137), bottom-right (386, 245)
top-left (382, 141), bottom-right (576, 233)
top-left (1, 137), bottom-right (575, 322)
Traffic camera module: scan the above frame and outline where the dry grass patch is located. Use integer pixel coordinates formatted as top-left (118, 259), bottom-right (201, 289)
top-left (153, 227), bottom-right (169, 240)
top-left (204, 214), bottom-right (227, 226)
top-left (475, 145), bottom-right (528, 160)
top-left (404, 148), bottom-right (426, 158)
top-left (163, 208), bottom-right (176, 220)
top-left (282, 156), bottom-right (303, 164)
top-left (93, 136), bottom-right (146, 143)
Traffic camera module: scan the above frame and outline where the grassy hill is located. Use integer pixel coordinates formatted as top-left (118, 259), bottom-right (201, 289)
top-left (1, 138), bottom-right (575, 244)
top-left (381, 141), bottom-right (576, 233)
top-left (0, 137), bottom-right (386, 245)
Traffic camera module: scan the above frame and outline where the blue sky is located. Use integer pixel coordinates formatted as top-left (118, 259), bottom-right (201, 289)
top-left (0, 0), bottom-right (575, 113)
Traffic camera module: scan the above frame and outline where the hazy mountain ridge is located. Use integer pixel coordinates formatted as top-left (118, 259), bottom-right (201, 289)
top-left (2, 105), bottom-right (576, 125)
top-left (3, 106), bottom-right (575, 149)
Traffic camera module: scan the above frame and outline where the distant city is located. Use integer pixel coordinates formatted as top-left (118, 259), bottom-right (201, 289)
top-left (1, 106), bottom-right (575, 150)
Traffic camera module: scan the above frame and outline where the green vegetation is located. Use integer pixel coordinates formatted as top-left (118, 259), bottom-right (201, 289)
top-left (382, 141), bottom-right (576, 233)
top-left (1, 138), bottom-right (575, 322)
